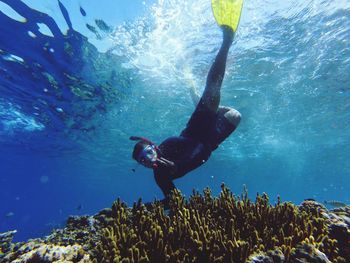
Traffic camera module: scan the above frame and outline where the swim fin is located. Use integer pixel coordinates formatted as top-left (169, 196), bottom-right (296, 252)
top-left (211, 0), bottom-right (244, 32)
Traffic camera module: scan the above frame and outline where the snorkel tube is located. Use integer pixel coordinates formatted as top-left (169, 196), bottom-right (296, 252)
top-left (130, 136), bottom-right (155, 145)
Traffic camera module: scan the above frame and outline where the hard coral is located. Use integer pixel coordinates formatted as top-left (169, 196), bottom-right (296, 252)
top-left (1, 185), bottom-right (349, 263)
top-left (93, 185), bottom-right (346, 262)
top-left (2, 242), bottom-right (90, 263)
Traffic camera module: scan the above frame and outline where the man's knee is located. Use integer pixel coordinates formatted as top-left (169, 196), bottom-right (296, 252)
top-left (224, 108), bottom-right (241, 127)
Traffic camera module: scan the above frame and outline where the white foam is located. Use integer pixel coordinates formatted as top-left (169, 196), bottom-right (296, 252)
top-left (0, 100), bottom-right (45, 134)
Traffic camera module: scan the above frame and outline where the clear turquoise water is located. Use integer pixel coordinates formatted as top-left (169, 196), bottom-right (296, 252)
top-left (0, 0), bottom-right (349, 241)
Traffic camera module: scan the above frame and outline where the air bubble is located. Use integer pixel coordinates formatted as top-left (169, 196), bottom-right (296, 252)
top-left (28, 31), bottom-right (36, 38)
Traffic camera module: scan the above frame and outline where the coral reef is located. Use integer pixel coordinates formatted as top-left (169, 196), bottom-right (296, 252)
top-left (0, 230), bottom-right (17, 256)
top-left (1, 185), bottom-right (349, 263)
top-left (8, 243), bottom-right (90, 263)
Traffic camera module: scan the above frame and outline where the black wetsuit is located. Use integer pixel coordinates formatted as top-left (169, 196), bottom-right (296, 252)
top-left (154, 106), bottom-right (237, 201)
top-left (152, 27), bottom-right (238, 205)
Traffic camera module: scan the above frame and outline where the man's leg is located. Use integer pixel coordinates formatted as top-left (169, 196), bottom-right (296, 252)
top-left (199, 26), bottom-right (234, 112)
top-left (213, 106), bottom-right (241, 147)
top-left (220, 106), bottom-right (241, 127)
top-left (180, 26), bottom-right (235, 144)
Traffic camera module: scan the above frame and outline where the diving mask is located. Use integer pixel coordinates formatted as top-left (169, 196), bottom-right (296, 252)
top-left (137, 144), bottom-right (158, 168)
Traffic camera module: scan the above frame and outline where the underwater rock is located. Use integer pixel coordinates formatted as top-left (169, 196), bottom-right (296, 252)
top-left (301, 199), bottom-right (350, 262)
top-left (328, 221), bottom-right (350, 262)
top-left (246, 249), bottom-right (285, 262)
top-left (290, 243), bottom-right (331, 263)
top-left (5, 242), bottom-right (90, 263)
top-left (0, 230), bottom-right (17, 254)
top-left (1, 186), bottom-right (349, 263)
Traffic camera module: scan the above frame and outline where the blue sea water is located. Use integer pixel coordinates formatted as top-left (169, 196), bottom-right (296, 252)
top-left (0, 0), bottom-right (349, 242)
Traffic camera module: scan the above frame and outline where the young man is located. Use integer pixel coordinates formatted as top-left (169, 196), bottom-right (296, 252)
top-left (131, 0), bottom-right (244, 209)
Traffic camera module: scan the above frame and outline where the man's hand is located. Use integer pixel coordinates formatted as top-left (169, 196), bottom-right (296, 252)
top-left (156, 157), bottom-right (177, 174)
top-left (158, 157), bottom-right (174, 167)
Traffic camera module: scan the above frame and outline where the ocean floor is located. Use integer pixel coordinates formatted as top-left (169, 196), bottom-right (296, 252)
top-left (1, 186), bottom-right (349, 263)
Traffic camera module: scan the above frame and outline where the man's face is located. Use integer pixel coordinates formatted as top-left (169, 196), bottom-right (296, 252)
top-left (137, 145), bottom-right (158, 168)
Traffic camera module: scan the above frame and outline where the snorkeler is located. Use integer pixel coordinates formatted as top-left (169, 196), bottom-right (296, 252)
top-left (130, 0), bottom-right (244, 208)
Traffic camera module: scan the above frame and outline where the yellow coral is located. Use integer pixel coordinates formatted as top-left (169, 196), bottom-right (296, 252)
top-left (2, 186), bottom-right (348, 263)
top-left (92, 186), bottom-right (344, 262)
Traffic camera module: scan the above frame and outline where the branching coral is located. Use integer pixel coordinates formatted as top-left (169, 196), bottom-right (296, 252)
top-left (92, 185), bottom-right (347, 263)
top-left (1, 185), bottom-right (349, 263)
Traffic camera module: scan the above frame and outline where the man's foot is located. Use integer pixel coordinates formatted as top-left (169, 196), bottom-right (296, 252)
top-left (221, 25), bottom-right (234, 44)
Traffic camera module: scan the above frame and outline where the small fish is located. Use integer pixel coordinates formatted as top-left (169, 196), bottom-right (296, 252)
top-left (77, 204), bottom-right (83, 211)
top-left (95, 19), bottom-right (112, 33)
top-left (80, 6), bottom-right (86, 17)
top-left (86, 24), bottom-right (101, 39)
top-left (5, 212), bottom-right (14, 218)
top-left (131, 168), bottom-right (136, 172)
top-left (86, 23), bottom-right (97, 34)
top-left (324, 200), bottom-right (347, 208)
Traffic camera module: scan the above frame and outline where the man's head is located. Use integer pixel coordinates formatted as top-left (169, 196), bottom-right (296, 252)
top-left (130, 136), bottom-right (159, 168)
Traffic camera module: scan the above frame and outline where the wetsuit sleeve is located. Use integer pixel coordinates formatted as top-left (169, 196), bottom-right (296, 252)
top-left (154, 168), bottom-right (176, 200)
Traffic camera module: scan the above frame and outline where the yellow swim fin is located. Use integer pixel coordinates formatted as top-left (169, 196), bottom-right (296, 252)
top-left (211, 0), bottom-right (244, 32)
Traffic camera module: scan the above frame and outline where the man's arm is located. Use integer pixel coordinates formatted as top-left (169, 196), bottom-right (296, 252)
top-left (154, 168), bottom-right (176, 204)
top-left (141, 170), bottom-right (174, 210)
